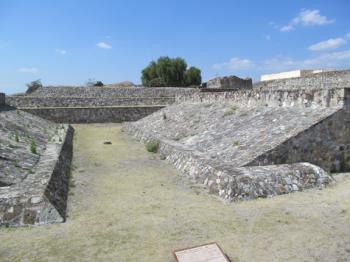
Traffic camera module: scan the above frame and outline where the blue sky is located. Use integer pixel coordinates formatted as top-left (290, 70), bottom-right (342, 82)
top-left (0, 0), bottom-right (349, 94)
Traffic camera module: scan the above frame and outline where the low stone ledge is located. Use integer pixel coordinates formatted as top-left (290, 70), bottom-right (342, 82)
top-left (6, 96), bottom-right (176, 108)
top-left (176, 87), bottom-right (346, 109)
top-left (18, 106), bottom-right (165, 123)
top-left (0, 125), bottom-right (74, 227)
top-left (123, 123), bottom-right (333, 202)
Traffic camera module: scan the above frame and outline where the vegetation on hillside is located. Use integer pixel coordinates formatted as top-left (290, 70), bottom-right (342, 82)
top-left (141, 56), bottom-right (202, 87)
top-left (86, 79), bottom-right (104, 87)
top-left (25, 79), bottom-right (42, 94)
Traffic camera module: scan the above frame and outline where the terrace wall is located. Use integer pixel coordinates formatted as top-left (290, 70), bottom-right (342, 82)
top-left (20, 106), bottom-right (165, 123)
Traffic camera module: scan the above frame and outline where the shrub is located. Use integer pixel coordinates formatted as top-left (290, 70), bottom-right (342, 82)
top-left (232, 140), bottom-right (240, 147)
top-left (25, 79), bottom-right (42, 94)
top-left (86, 79), bottom-right (104, 87)
top-left (141, 56), bottom-right (202, 87)
top-left (94, 81), bottom-right (104, 87)
top-left (145, 141), bottom-right (160, 153)
top-left (30, 140), bottom-right (37, 154)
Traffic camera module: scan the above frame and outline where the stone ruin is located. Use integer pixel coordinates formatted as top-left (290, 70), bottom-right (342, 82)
top-left (124, 69), bottom-right (350, 201)
top-left (1, 69), bottom-right (350, 226)
top-left (206, 75), bottom-right (252, 90)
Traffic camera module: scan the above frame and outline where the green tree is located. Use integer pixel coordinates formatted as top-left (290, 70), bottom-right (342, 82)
top-left (185, 67), bottom-right (202, 86)
top-left (141, 56), bottom-right (201, 87)
top-left (141, 61), bottom-right (158, 86)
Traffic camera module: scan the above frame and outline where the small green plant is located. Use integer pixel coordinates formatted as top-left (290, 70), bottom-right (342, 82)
top-left (15, 132), bottom-right (19, 142)
top-left (340, 151), bottom-right (348, 172)
top-left (233, 140), bottom-right (240, 147)
top-left (146, 141), bottom-right (160, 153)
top-left (30, 140), bottom-right (37, 154)
top-left (28, 169), bottom-right (34, 174)
top-left (223, 106), bottom-right (237, 117)
top-left (14, 160), bottom-right (20, 168)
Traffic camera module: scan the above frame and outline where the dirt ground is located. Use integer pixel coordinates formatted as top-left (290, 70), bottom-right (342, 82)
top-left (1, 124), bottom-right (350, 262)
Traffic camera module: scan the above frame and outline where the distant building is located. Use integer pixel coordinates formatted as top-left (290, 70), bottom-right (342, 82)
top-left (260, 69), bottom-right (332, 82)
top-left (207, 75), bottom-right (252, 89)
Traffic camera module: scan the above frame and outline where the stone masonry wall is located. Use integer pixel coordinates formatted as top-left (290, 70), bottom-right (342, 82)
top-left (26, 86), bottom-right (198, 98)
top-left (6, 96), bottom-right (174, 108)
top-left (176, 87), bottom-right (345, 109)
top-left (21, 106), bottom-right (165, 123)
top-left (254, 69), bottom-right (350, 90)
top-left (0, 93), bottom-right (5, 106)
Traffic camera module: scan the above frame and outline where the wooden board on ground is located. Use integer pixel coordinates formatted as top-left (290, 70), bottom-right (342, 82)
top-left (173, 242), bottom-right (230, 262)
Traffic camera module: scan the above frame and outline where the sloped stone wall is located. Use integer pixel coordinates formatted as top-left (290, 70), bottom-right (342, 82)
top-left (123, 123), bottom-right (333, 201)
top-left (0, 125), bottom-right (74, 227)
top-left (247, 108), bottom-right (350, 172)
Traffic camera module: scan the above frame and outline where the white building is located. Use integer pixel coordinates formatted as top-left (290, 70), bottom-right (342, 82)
top-left (260, 69), bottom-right (331, 82)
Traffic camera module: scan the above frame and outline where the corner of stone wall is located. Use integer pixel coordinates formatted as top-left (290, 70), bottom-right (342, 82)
top-left (343, 88), bottom-right (350, 112)
top-left (0, 93), bottom-right (5, 106)
top-left (44, 125), bottom-right (74, 221)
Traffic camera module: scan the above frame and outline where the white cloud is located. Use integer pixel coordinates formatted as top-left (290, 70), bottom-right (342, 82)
top-left (18, 67), bottom-right (39, 74)
top-left (280, 25), bottom-right (294, 32)
top-left (96, 42), bottom-right (112, 49)
top-left (262, 56), bottom-right (297, 71)
top-left (309, 37), bottom-right (346, 51)
top-left (261, 50), bottom-right (350, 71)
top-left (280, 9), bottom-right (335, 32)
top-left (214, 50), bottom-right (350, 75)
top-left (55, 49), bottom-right (67, 55)
top-left (213, 57), bottom-right (254, 71)
top-left (303, 49), bottom-right (350, 67)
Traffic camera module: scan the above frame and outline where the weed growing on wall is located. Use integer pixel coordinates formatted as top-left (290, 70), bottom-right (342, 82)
top-left (30, 140), bottom-right (37, 154)
top-left (146, 141), bottom-right (160, 153)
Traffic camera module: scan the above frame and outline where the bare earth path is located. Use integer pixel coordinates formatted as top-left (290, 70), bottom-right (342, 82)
top-left (1, 124), bottom-right (350, 261)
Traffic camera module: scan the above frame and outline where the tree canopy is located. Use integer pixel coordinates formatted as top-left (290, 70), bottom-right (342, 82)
top-left (141, 56), bottom-right (201, 87)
